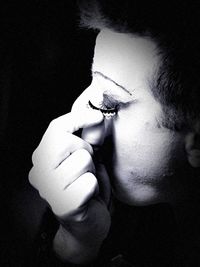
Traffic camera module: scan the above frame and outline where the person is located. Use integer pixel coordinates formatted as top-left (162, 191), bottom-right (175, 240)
top-left (29, 0), bottom-right (200, 266)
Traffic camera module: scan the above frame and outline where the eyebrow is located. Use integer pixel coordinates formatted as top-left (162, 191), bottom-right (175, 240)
top-left (92, 71), bottom-right (132, 96)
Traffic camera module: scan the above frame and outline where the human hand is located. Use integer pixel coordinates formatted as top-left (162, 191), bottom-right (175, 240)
top-left (29, 102), bottom-right (111, 263)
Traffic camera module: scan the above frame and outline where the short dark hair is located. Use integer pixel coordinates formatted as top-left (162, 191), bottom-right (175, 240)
top-left (78, 0), bottom-right (200, 131)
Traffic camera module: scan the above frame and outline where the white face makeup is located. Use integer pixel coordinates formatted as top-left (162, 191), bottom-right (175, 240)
top-left (73, 29), bottom-right (188, 206)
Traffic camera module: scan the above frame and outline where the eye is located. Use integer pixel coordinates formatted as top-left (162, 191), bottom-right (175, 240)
top-left (88, 100), bottom-right (118, 118)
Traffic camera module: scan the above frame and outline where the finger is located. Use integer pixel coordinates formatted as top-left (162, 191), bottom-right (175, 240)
top-left (32, 131), bottom-right (93, 170)
top-left (81, 114), bottom-right (114, 147)
top-left (81, 121), bottom-right (105, 147)
top-left (73, 87), bottom-right (107, 147)
top-left (29, 167), bottom-right (99, 219)
top-left (50, 172), bottom-right (99, 218)
top-left (28, 165), bottom-right (56, 198)
top-left (32, 110), bottom-right (104, 169)
top-left (32, 111), bottom-right (103, 169)
top-left (29, 148), bottom-right (95, 194)
top-left (55, 148), bottom-right (95, 189)
top-left (48, 108), bottom-right (104, 135)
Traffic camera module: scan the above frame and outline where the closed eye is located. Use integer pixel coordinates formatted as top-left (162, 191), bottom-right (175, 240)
top-left (88, 100), bottom-right (117, 113)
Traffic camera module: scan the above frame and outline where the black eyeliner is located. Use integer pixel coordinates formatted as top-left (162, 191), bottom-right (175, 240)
top-left (88, 100), bottom-right (117, 115)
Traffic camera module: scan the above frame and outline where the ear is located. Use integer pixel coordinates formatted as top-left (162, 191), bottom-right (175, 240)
top-left (185, 132), bottom-right (200, 168)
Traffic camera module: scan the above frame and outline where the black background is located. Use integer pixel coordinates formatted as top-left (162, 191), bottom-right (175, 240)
top-left (1, 1), bottom-right (200, 267)
top-left (0, 1), bottom-right (96, 265)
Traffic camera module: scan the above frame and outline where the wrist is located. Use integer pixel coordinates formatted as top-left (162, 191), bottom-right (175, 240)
top-left (53, 224), bottom-right (100, 265)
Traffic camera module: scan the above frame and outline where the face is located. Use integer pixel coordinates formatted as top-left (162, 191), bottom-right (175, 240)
top-left (73, 29), bottom-right (188, 206)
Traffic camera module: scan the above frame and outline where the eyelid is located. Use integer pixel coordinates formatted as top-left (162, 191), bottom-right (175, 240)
top-left (103, 91), bottom-right (136, 106)
top-left (89, 76), bottom-right (137, 112)
top-left (92, 71), bottom-right (132, 96)
top-left (92, 73), bottom-right (132, 98)
top-left (88, 100), bottom-right (117, 118)
top-left (102, 94), bottom-right (120, 108)
top-left (88, 100), bottom-right (117, 112)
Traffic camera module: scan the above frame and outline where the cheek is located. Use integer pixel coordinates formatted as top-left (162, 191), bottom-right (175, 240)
top-left (111, 115), bottom-right (185, 180)
top-left (109, 121), bottom-right (187, 205)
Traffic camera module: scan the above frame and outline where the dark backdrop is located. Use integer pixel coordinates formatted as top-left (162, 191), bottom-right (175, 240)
top-left (0, 1), bottom-right (96, 266)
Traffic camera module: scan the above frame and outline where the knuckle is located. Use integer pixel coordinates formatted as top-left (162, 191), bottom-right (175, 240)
top-left (28, 168), bottom-right (33, 184)
top-left (31, 149), bottom-right (38, 165)
top-left (82, 141), bottom-right (93, 155)
top-left (28, 167), bottom-right (37, 188)
top-left (47, 119), bottom-right (59, 136)
top-left (73, 138), bottom-right (93, 155)
top-left (46, 118), bottom-right (62, 136)
top-left (48, 118), bottom-right (57, 128)
top-left (38, 188), bottom-right (48, 201)
top-left (85, 172), bottom-right (99, 193)
top-left (31, 147), bottom-right (48, 169)
top-left (80, 172), bottom-right (99, 196)
top-left (48, 115), bottom-right (67, 131)
top-left (78, 148), bottom-right (93, 167)
top-left (79, 147), bottom-right (91, 157)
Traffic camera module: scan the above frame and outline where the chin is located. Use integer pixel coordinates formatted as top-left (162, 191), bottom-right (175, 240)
top-left (112, 185), bottom-right (164, 206)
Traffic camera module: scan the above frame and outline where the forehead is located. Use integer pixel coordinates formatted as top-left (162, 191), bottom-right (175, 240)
top-left (93, 29), bottom-right (160, 92)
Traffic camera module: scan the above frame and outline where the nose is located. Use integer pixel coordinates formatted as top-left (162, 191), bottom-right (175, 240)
top-left (72, 85), bottom-right (103, 111)
top-left (71, 86), bottom-right (114, 146)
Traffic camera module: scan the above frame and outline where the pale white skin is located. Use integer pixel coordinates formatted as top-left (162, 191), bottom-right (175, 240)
top-left (78, 29), bottom-right (188, 205)
top-left (29, 29), bottom-right (193, 263)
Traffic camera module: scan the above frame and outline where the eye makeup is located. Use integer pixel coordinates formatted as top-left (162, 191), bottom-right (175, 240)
top-left (88, 100), bottom-right (117, 118)
top-left (92, 71), bottom-right (132, 96)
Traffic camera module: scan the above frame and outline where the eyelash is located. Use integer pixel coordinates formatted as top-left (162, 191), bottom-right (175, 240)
top-left (88, 100), bottom-right (118, 117)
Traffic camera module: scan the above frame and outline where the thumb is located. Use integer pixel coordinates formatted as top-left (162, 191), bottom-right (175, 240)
top-left (67, 109), bottom-right (104, 134)
top-left (81, 120), bottom-right (105, 146)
